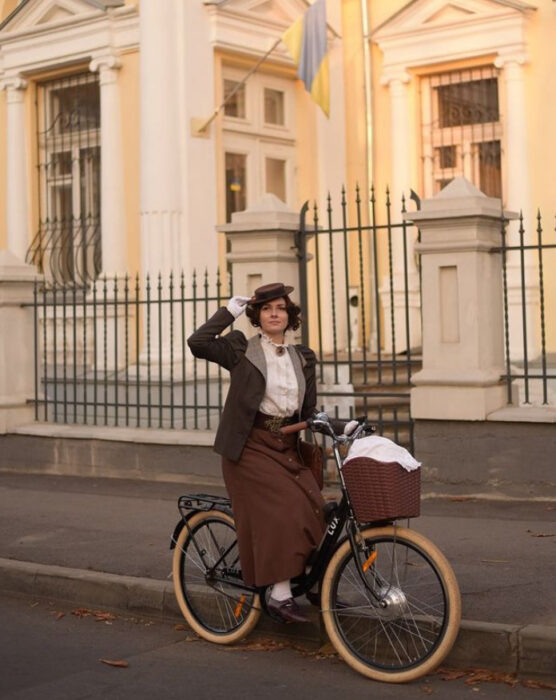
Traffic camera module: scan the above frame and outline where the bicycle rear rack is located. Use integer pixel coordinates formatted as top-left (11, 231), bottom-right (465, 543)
top-left (178, 493), bottom-right (232, 517)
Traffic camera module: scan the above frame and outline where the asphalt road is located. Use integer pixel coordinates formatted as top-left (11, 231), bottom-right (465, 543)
top-left (1, 593), bottom-right (554, 700)
top-left (0, 472), bottom-right (554, 626)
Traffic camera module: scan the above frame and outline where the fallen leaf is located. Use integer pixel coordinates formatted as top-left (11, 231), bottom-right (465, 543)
top-left (436, 668), bottom-right (467, 681)
top-left (420, 684), bottom-right (433, 695)
top-left (464, 669), bottom-right (517, 687)
top-left (521, 679), bottom-right (556, 690)
top-left (56, 612), bottom-right (65, 620)
top-left (93, 611), bottom-right (116, 621)
top-left (30, 602), bottom-right (39, 608)
top-left (526, 529), bottom-right (554, 538)
top-left (72, 608), bottom-right (92, 618)
top-left (99, 659), bottom-right (129, 668)
top-left (174, 624), bottom-right (186, 631)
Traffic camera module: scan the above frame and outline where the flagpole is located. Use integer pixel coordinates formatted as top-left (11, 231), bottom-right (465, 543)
top-left (196, 38), bottom-right (282, 134)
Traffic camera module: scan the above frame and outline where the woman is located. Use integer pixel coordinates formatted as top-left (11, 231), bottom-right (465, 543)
top-left (187, 282), bottom-right (325, 623)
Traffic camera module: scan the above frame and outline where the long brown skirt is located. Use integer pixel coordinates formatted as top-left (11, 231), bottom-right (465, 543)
top-left (221, 426), bottom-right (326, 587)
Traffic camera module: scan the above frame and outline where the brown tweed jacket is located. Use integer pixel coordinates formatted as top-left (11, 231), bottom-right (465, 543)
top-left (187, 307), bottom-right (317, 462)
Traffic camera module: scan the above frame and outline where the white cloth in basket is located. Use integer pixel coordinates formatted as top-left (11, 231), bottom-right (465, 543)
top-left (344, 436), bottom-right (421, 472)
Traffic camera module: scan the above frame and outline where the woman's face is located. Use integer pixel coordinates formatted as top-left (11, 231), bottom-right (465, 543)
top-left (258, 297), bottom-right (288, 339)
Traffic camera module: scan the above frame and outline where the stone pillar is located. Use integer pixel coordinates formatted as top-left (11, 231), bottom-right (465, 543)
top-left (494, 51), bottom-right (537, 362)
top-left (409, 178), bottom-right (514, 421)
top-left (220, 194), bottom-right (355, 417)
top-left (90, 55), bottom-right (127, 277)
top-left (379, 71), bottom-right (420, 354)
top-left (219, 194), bottom-right (303, 340)
top-left (0, 251), bottom-right (38, 432)
top-left (0, 77), bottom-right (29, 261)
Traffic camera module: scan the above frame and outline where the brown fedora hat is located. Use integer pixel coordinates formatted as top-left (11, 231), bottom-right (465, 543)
top-left (248, 282), bottom-right (294, 305)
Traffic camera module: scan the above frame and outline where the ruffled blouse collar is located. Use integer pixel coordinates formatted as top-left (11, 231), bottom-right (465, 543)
top-left (259, 331), bottom-right (288, 355)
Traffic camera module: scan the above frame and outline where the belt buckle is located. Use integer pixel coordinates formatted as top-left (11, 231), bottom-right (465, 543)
top-left (264, 415), bottom-right (287, 433)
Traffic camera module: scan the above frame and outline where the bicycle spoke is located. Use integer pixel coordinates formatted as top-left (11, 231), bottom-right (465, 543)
top-left (179, 515), bottom-right (255, 634)
top-left (327, 533), bottom-right (449, 672)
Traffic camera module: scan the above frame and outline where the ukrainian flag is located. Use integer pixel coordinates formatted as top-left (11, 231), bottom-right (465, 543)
top-left (282, 0), bottom-right (329, 117)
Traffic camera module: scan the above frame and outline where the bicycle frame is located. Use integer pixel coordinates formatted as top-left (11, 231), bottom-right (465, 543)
top-left (171, 417), bottom-right (391, 607)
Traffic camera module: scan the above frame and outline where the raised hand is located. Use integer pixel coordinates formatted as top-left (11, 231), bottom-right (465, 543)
top-left (226, 295), bottom-right (251, 319)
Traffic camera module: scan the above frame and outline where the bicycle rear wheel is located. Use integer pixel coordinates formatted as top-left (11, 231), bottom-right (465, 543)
top-left (172, 510), bottom-right (261, 644)
top-left (321, 525), bottom-right (461, 683)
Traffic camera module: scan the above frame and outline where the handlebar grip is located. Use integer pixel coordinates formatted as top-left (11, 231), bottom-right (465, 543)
top-left (279, 421), bottom-right (308, 435)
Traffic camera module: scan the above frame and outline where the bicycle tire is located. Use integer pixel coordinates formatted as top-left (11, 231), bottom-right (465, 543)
top-left (321, 525), bottom-right (461, 683)
top-left (172, 510), bottom-right (261, 644)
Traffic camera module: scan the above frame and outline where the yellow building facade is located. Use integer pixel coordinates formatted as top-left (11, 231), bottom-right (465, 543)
top-left (0, 0), bottom-right (554, 355)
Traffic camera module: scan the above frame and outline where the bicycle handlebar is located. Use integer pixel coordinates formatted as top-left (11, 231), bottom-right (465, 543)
top-left (279, 414), bottom-right (375, 440)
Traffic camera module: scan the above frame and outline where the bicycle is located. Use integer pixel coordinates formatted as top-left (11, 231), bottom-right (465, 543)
top-left (170, 412), bottom-right (461, 683)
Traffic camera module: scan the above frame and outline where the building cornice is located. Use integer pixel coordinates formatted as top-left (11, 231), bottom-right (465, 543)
top-left (0, 4), bottom-right (138, 76)
top-left (373, 0), bottom-right (534, 75)
top-left (205, 0), bottom-right (338, 64)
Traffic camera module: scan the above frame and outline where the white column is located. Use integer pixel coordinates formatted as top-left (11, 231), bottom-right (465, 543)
top-left (386, 73), bottom-right (412, 211)
top-left (138, 0), bottom-right (184, 367)
top-left (89, 55), bottom-right (127, 277)
top-left (139, 0), bottom-right (183, 279)
top-left (379, 70), bottom-right (420, 354)
top-left (1, 77), bottom-right (29, 260)
top-left (495, 51), bottom-right (538, 366)
top-left (495, 53), bottom-right (531, 222)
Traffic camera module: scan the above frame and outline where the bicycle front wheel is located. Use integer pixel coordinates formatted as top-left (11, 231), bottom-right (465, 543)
top-left (172, 510), bottom-right (261, 644)
top-left (321, 525), bottom-right (461, 683)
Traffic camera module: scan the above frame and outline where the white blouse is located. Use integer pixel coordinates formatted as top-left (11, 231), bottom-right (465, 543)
top-left (258, 333), bottom-right (299, 417)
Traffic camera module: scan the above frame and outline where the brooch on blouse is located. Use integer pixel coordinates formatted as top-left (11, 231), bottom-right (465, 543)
top-left (260, 332), bottom-right (287, 356)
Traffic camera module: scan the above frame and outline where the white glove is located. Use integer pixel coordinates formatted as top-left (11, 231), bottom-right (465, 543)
top-left (226, 295), bottom-right (251, 319)
top-left (342, 420), bottom-right (359, 436)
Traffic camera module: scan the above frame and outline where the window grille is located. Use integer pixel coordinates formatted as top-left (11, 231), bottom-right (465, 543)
top-left (420, 66), bottom-right (502, 199)
top-left (27, 72), bottom-right (101, 286)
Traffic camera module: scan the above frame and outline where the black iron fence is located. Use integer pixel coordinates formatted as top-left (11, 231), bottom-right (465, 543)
top-left (498, 211), bottom-right (556, 406)
top-left (29, 187), bottom-right (422, 452)
top-left (32, 270), bottom-right (232, 430)
top-left (297, 186), bottom-right (422, 449)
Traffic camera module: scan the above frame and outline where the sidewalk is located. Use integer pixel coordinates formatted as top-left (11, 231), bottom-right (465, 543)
top-left (0, 471), bottom-right (554, 679)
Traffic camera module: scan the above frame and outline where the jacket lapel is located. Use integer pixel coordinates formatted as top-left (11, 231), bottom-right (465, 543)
top-left (245, 334), bottom-right (267, 380)
top-left (288, 346), bottom-right (306, 415)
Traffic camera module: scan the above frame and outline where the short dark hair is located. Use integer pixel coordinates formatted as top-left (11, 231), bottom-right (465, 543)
top-left (245, 295), bottom-right (302, 332)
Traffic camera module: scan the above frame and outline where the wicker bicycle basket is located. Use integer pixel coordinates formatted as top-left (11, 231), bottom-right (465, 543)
top-left (342, 457), bottom-right (421, 523)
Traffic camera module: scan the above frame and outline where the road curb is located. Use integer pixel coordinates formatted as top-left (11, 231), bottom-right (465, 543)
top-left (1, 557), bottom-right (554, 680)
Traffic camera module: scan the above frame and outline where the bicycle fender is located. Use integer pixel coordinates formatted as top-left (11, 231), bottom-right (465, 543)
top-left (169, 505), bottom-right (234, 550)
top-left (169, 517), bottom-right (188, 550)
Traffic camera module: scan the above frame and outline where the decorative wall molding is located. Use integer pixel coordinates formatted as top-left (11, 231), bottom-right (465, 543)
top-left (373, 0), bottom-right (536, 74)
top-left (0, 0), bottom-right (138, 76)
top-left (204, 0), bottom-right (336, 62)
top-left (0, 75), bottom-right (28, 93)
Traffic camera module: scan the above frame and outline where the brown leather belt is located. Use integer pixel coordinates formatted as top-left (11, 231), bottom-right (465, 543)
top-left (253, 411), bottom-right (298, 433)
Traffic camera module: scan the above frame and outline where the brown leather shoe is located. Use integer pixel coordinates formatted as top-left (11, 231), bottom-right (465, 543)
top-left (268, 597), bottom-right (310, 623)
